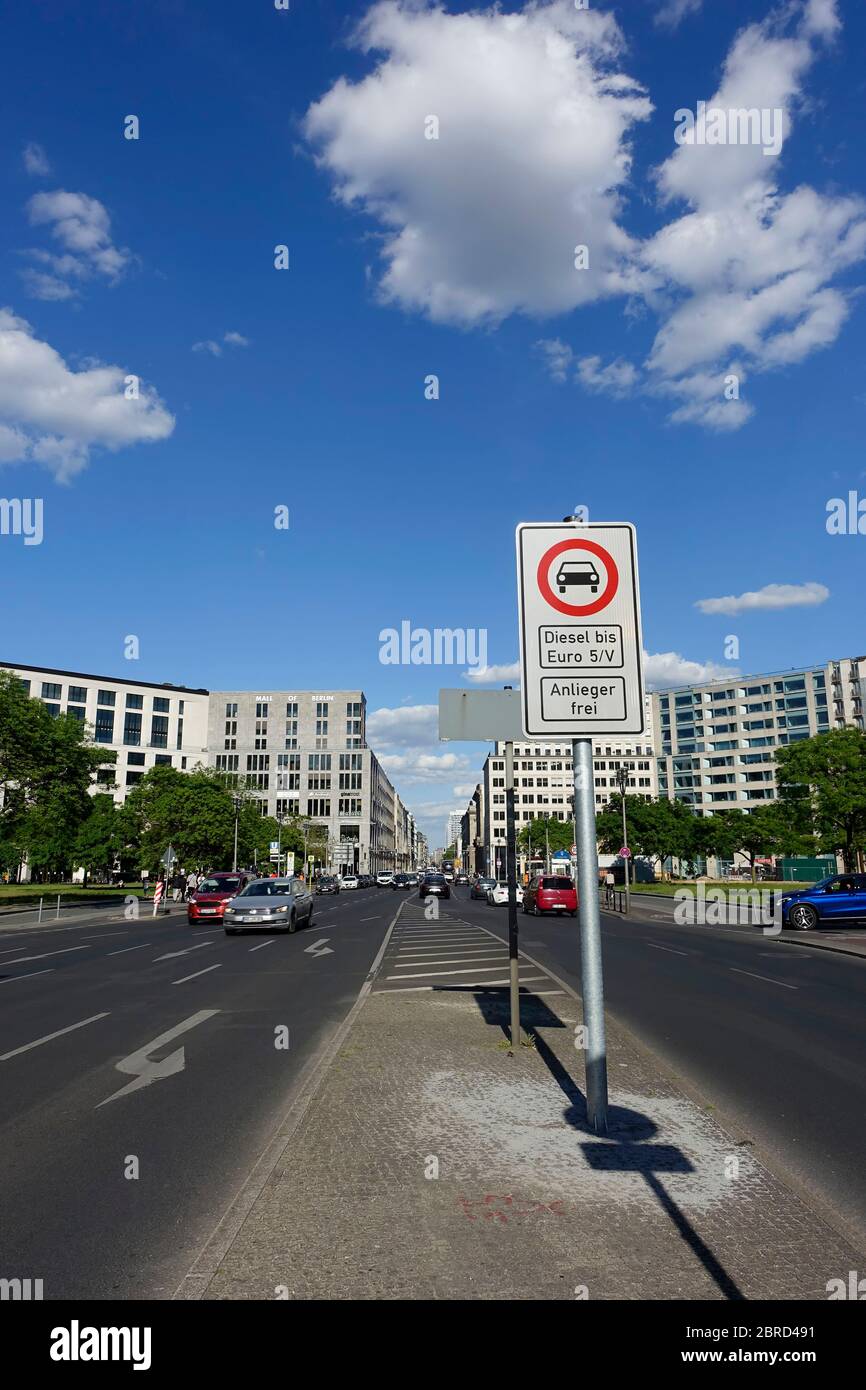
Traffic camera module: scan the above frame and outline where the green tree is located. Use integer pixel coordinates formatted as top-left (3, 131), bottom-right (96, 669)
top-left (775, 728), bottom-right (866, 871)
top-left (517, 815), bottom-right (573, 860)
top-left (73, 795), bottom-right (123, 883)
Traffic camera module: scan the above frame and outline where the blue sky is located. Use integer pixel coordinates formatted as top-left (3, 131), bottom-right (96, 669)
top-left (1, 0), bottom-right (865, 844)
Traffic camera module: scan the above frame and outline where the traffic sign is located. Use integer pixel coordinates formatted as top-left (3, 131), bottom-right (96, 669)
top-left (619, 846), bottom-right (631, 858)
top-left (552, 849), bottom-right (571, 859)
top-left (516, 521), bottom-right (645, 737)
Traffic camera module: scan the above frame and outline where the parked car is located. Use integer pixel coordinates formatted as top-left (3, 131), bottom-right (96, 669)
top-left (316, 875), bottom-right (340, 895)
top-left (522, 875), bottom-right (578, 917)
top-left (419, 873), bottom-right (450, 900)
top-left (188, 871), bottom-right (255, 924)
top-left (376, 872), bottom-right (394, 886)
top-left (392, 873), bottom-right (412, 890)
top-left (341, 875), bottom-right (359, 890)
top-left (223, 877), bottom-right (314, 934)
top-left (487, 882), bottom-right (524, 906)
top-left (455, 872), bottom-right (469, 885)
top-left (405, 873), bottom-right (419, 887)
top-left (471, 876), bottom-right (497, 900)
top-left (781, 874), bottom-right (866, 930)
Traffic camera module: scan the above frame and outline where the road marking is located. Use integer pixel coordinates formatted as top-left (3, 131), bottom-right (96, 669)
top-left (248, 941), bottom-right (275, 952)
top-left (304, 938), bottom-right (333, 958)
top-left (360, 916), bottom-right (381, 922)
top-left (393, 954), bottom-right (506, 969)
top-left (645, 942), bottom-right (689, 957)
top-left (97, 1008), bottom-right (220, 1107)
top-left (729, 967), bottom-right (797, 990)
top-left (154, 942), bottom-right (214, 962)
top-left (383, 973), bottom-right (548, 990)
top-left (388, 963), bottom-right (524, 980)
top-left (107, 942), bottom-right (153, 956)
top-left (3, 945), bottom-right (89, 965)
top-left (0, 969), bottom-right (55, 985)
top-left (0, 1011), bottom-right (111, 1061)
top-left (173, 964), bottom-right (223, 984)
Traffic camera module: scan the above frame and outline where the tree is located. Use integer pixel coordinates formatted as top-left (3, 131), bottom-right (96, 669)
top-left (517, 815), bottom-right (573, 860)
top-left (775, 728), bottom-right (866, 871)
top-left (0, 671), bottom-right (112, 879)
top-left (627, 797), bottom-right (697, 877)
top-left (73, 795), bottom-right (123, 883)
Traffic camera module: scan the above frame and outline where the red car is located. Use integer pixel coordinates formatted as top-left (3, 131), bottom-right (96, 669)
top-left (522, 875), bottom-right (578, 917)
top-left (188, 871), bottom-right (254, 924)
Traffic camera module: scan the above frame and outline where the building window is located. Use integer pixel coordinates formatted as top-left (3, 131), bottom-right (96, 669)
top-left (43, 702), bottom-right (60, 718)
top-left (176, 718), bottom-right (184, 749)
top-left (224, 737), bottom-right (236, 750)
top-left (246, 754), bottom-right (270, 771)
top-left (95, 709), bottom-right (115, 743)
top-left (286, 702), bottom-right (298, 718)
top-left (66, 705), bottom-right (85, 722)
top-left (150, 715), bottom-right (169, 748)
top-left (306, 798), bottom-right (331, 818)
top-left (256, 701), bottom-right (269, 719)
top-left (127, 752), bottom-right (146, 765)
top-left (42, 682), bottom-right (62, 700)
top-left (153, 697), bottom-right (170, 713)
top-left (68, 685), bottom-right (87, 703)
top-left (126, 693), bottom-right (144, 710)
top-left (97, 689), bottom-right (116, 707)
top-left (308, 754), bottom-right (332, 771)
top-left (123, 713), bottom-right (142, 746)
top-left (154, 754), bottom-right (172, 765)
top-left (225, 702), bottom-right (238, 718)
top-left (276, 798), bottom-right (299, 818)
top-left (126, 771), bottom-right (144, 786)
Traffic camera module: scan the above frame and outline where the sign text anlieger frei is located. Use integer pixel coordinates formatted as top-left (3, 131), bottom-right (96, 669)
top-left (516, 522), bottom-right (645, 737)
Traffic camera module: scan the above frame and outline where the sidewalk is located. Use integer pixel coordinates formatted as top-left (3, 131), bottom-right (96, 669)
top-left (193, 904), bottom-right (863, 1301)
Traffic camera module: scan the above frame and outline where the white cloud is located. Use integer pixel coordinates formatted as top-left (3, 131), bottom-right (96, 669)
top-left (534, 338), bottom-right (573, 384)
top-left (695, 581), bottom-right (829, 616)
top-left (23, 190), bottom-right (131, 299)
top-left (453, 783), bottom-right (477, 798)
top-left (378, 750), bottom-right (474, 785)
top-left (192, 331), bottom-right (250, 357)
top-left (576, 354), bottom-right (638, 396)
top-left (305, 0), bottom-right (652, 326)
top-left (0, 308), bottom-right (174, 482)
top-left (465, 662), bottom-right (521, 684)
top-left (654, 0), bottom-right (703, 30)
top-left (367, 703), bottom-right (439, 748)
top-left (22, 142), bottom-right (51, 177)
top-left (644, 650), bottom-right (740, 689)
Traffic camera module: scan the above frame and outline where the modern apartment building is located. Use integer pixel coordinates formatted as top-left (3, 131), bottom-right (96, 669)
top-left (1, 663), bottom-right (419, 876)
top-left (0, 661), bottom-right (210, 796)
top-left (479, 696), bottom-right (656, 876)
top-left (651, 656), bottom-right (864, 814)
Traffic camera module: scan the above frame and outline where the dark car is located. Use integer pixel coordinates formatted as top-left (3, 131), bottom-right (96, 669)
top-left (419, 873), bottom-right (450, 900)
top-left (316, 875), bottom-right (340, 895)
top-left (522, 875), bottom-right (578, 917)
top-left (188, 871), bottom-right (255, 924)
top-left (392, 873), bottom-right (412, 890)
top-left (781, 873), bottom-right (866, 930)
top-left (455, 872), bottom-right (469, 885)
top-left (471, 876), bottom-right (496, 900)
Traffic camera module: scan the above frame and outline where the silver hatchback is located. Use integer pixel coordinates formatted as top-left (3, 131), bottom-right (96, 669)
top-left (223, 877), bottom-right (314, 934)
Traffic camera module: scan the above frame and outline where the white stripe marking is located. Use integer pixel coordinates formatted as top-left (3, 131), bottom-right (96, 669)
top-left (729, 967), bottom-right (797, 990)
top-left (645, 942), bottom-right (689, 957)
top-left (0, 1011), bottom-right (111, 1061)
top-left (248, 941), bottom-right (275, 952)
top-left (392, 955), bottom-right (507, 969)
top-left (0, 969), bottom-right (55, 985)
top-left (4, 945), bottom-right (89, 965)
top-left (387, 965), bottom-right (542, 981)
top-left (107, 943), bottom-right (153, 956)
top-left (172, 964), bottom-right (223, 984)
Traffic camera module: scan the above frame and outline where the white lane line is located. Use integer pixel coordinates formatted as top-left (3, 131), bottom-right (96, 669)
top-left (360, 916), bottom-right (381, 922)
top-left (729, 967), bottom-right (797, 990)
top-left (392, 955), bottom-right (507, 969)
top-left (172, 964), bottom-right (223, 985)
top-left (0, 969), bottom-right (55, 985)
top-left (0, 1011), bottom-right (111, 1062)
top-left (80, 934), bottom-right (128, 940)
top-left (248, 941), bottom-right (275, 952)
top-left (107, 943), bottom-right (153, 956)
top-left (645, 942), bottom-right (689, 957)
top-left (383, 973), bottom-right (548, 991)
top-left (3, 945), bottom-right (90, 965)
top-left (154, 942), bottom-right (214, 963)
top-left (396, 943), bottom-right (498, 953)
top-left (388, 964), bottom-right (538, 980)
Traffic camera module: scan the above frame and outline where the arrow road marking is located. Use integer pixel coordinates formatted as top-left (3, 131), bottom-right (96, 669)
top-left (96, 1008), bottom-right (220, 1108)
top-left (153, 942), bottom-right (214, 962)
top-left (304, 938), bottom-right (334, 958)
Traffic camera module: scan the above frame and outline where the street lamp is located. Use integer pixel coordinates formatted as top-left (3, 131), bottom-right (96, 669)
top-left (231, 793), bottom-right (243, 872)
top-left (615, 764), bottom-right (630, 914)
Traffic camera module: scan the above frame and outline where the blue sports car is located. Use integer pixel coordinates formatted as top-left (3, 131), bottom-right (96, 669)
top-left (781, 874), bottom-right (866, 930)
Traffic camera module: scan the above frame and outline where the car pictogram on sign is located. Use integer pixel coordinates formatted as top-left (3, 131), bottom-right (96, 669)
top-left (556, 559), bottom-right (599, 595)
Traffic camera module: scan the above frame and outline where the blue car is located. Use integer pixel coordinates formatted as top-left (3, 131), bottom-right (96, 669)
top-left (781, 874), bottom-right (866, 930)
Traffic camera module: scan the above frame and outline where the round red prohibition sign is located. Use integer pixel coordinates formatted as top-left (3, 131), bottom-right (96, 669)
top-left (537, 538), bottom-right (619, 617)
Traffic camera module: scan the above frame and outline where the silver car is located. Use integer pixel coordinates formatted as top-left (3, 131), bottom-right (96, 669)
top-left (223, 877), bottom-right (314, 934)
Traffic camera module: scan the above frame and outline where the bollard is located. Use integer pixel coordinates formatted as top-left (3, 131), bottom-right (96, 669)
top-left (56, 894), bottom-right (61, 919)
top-left (38, 897), bottom-right (43, 923)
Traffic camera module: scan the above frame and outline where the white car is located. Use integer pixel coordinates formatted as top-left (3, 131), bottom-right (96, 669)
top-left (376, 872), bottom-right (394, 886)
top-left (487, 882), bottom-right (524, 906)
top-left (341, 875), bottom-right (359, 889)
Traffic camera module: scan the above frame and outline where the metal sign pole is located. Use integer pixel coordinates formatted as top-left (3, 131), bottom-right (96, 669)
top-left (572, 738), bottom-right (608, 1133)
top-left (505, 740), bottom-right (521, 1051)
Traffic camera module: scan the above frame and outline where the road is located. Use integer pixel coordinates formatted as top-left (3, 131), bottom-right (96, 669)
top-left (0, 886), bottom-right (396, 1299)
top-left (446, 886), bottom-right (866, 1253)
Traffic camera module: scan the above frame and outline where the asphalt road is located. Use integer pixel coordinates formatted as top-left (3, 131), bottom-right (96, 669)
top-left (447, 886), bottom-right (866, 1253)
top-left (0, 886), bottom-right (397, 1299)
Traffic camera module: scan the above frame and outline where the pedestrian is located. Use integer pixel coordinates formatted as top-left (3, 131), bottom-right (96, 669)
top-left (186, 869), bottom-right (198, 900)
